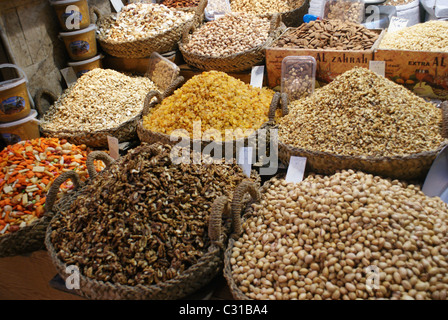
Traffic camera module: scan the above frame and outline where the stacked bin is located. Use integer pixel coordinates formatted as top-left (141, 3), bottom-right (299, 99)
top-left (50, 0), bottom-right (102, 79)
top-left (0, 64), bottom-right (40, 146)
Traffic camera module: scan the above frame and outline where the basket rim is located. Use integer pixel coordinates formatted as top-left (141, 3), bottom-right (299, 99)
top-left (278, 138), bottom-right (448, 163)
top-left (45, 223), bottom-right (224, 299)
top-left (96, 9), bottom-right (196, 46)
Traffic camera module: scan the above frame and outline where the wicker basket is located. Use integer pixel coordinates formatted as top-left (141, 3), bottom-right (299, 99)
top-left (137, 89), bottom-right (281, 161)
top-left (44, 150), bottom-right (237, 300)
top-left (39, 75), bottom-right (184, 149)
top-left (178, 13), bottom-right (286, 73)
top-left (229, 0), bottom-right (310, 27)
top-left (223, 179), bottom-right (263, 300)
top-left (0, 171), bottom-right (81, 258)
top-left (273, 94), bottom-right (448, 181)
top-left (96, 1), bottom-right (207, 58)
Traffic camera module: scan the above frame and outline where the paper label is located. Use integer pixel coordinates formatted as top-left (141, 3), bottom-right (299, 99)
top-left (285, 156), bottom-right (307, 183)
top-left (110, 0), bottom-right (124, 12)
top-left (107, 136), bottom-right (120, 160)
top-left (388, 16), bottom-right (409, 33)
top-left (238, 147), bottom-right (253, 178)
top-left (60, 67), bottom-right (77, 87)
top-left (369, 61), bottom-right (386, 78)
top-left (250, 66), bottom-right (264, 88)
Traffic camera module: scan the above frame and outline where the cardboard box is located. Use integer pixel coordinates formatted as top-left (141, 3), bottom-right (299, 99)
top-left (265, 29), bottom-right (385, 89)
top-left (374, 48), bottom-right (448, 100)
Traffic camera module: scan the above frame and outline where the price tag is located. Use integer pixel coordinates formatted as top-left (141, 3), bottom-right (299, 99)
top-left (369, 61), bottom-right (386, 78)
top-left (107, 136), bottom-right (120, 160)
top-left (388, 16), bottom-right (409, 32)
top-left (238, 147), bottom-right (253, 177)
top-left (250, 66), bottom-right (264, 88)
top-left (60, 67), bottom-right (77, 87)
top-left (285, 156), bottom-right (307, 183)
top-left (214, 14), bottom-right (225, 19)
top-left (110, 0), bottom-right (124, 12)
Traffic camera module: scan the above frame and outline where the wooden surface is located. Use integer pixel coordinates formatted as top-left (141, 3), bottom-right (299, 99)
top-left (0, 250), bottom-right (233, 300)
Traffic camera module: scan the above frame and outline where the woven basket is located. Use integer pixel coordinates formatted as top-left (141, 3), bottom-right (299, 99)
top-left (39, 75), bottom-right (184, 149)
top-left (137, 89), bottom-right (281, 160)
top-left (44, 150), bottom-right (237, 300)
top-left (96, 1), bottom-right (206, 58)
top-left (0, 171), bottom-right (81, 258)
top-left (274, 94), bottom-right (448, 182)
top-left (223, 179), bottom-right (263, 300)
top-left (256, 0), bottom-right (310, 27)
top-left (178, 13), bottom-right (285, 73)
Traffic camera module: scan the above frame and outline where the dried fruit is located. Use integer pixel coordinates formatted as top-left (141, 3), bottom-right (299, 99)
top-left (142, 71), bottom-right (275, 140)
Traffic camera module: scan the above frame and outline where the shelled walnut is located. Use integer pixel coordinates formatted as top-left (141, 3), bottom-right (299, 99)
top-left (49, 143), bottom-right (250, 286)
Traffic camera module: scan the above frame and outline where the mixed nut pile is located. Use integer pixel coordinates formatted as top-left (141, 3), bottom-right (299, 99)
top-left (161, 0), bottom-right (201, 9)
top-left (278, 67), bottom-right (445, 157)
top-left (229, 171), bottom-right (448, 300)
top-left (49, 143), bottom-right (249, 286)
top-left (182, 13), bottom-right (271, 57)
top-left (273, 19), bottom-right (379, 50)
top-left (97, 2), bottom-right (194, 42)
top-left (379, 21), bottom-right (448, 52)
top-left (41, 69), bottom-right (159, 132)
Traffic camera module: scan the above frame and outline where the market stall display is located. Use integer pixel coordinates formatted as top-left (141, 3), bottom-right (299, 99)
top-left (224, 173), bottom-right (448, 300)
top-left (179, 12), bottom-right (283, 73)
top-left (0, 137), bottom-right (104, 257)
top-left (265, 19), bottom-right (383, 87)
top-left (273, 19), bottom-right (380, 50)
top-left (40, 68), bottom-right (172, 148)
top-left (276, 67), bottom-right (447, 180)
top-left (375, 20), bottom-right (448, 100)
top-left (138, 70), bottom-right (276, 156)
top-left (96, 2), bottom-right (199, 58)
top-left (45, 142), bottom-right (256, 299)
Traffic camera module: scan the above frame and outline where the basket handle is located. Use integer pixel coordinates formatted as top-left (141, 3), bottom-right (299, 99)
top-left (268, 92), bottom-right (289, 122)
top-left (34, 88), bottom-right (58, 117)
top-left (142, 90), bottom-right (164, 116)
top-left (162, 75), bottom-right (184, 98)
top-left (281, 92), bottom-right (289, 116)
top-left (230, 180), bottom-right (261, 238)
top-left (208, 195), bottom-right (231, 248)
top-left (86, 150), bottom-right (115, 180)
top-left (181, 20), bottom-right (196, 45)
top-left (442, 101), bottom-right (448, 139)
top-left (89, 6), bottom-right (102, 24)
top-left (45, 170), bottom-right (81, 213)
top-left (268, 13), bottom-right (282, 38)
